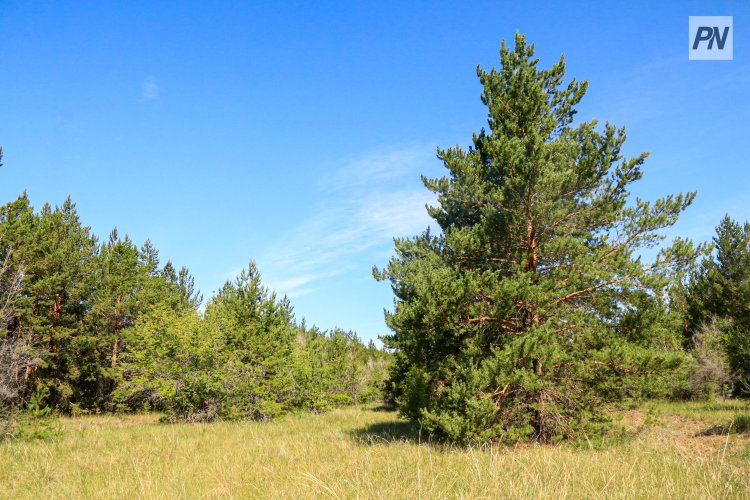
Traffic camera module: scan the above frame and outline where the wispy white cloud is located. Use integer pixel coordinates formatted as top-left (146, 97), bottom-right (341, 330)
top-left (268, 274), bottom-right (319, 291)
top-left (265, 274), bottom-right (323, 298)
top-left (141, 76), bottom-right (160, 101)
top-left (258, 144), bottom-right (441, 298)
top-left (320, 146), bottom-right (434, 188)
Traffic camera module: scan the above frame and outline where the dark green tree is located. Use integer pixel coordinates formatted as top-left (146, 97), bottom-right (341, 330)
top-left (375, 35), bottom-right (700, 443)
top-left (0, 196), bottom-right (99, 410)
top-left (687, 215), bottom-right (750, 391)
top-left (91, 229), bottom-right (142, 374)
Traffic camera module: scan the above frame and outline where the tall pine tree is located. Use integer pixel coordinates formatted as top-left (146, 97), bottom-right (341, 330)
top-left (375, 35), bottom-right (700, 442)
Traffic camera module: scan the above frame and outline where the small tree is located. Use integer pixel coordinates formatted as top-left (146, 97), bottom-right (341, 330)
top-left (688, 320), bottom-right (732, 399)
top-left (687, 215), bottom-right (750, 393)
top-left (375, 34), bottom-right (700, 443)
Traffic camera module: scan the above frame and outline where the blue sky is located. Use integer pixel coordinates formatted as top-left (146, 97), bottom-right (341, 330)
top-left (1, 1), bottom-right (748, 343)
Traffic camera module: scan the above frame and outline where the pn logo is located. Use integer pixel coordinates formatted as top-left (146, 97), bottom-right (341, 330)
top-left (689, 16), bottom-right (733, 60)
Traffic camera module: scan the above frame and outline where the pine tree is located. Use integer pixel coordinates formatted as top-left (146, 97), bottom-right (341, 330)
top-left (92, 229), bottom-right (142, 372)
top-left (117, 261), bottom-right (390, 421)
top-left (375, 34), bottom-right (700, 442)
top-left (204, 262), bottom-right (296, 419)
top-left (161, 260), bottom-right (203, 311)
top-left (687, 215), bottom-right (750, 391)
top-left (0, 196), bottom-right (99, 409)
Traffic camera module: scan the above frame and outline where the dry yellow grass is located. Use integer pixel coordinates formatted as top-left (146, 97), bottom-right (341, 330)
top-left (1, 403), bottom-right (749, 499)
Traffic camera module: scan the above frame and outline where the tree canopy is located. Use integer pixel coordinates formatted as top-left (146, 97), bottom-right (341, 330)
top-left (375, 34), bottom-right (701, 442)
top-left (0, 189), bottom-right (389, 422)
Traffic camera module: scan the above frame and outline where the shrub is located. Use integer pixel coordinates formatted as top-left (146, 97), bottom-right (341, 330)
top-left (688, 320), bottom-right (732, 399)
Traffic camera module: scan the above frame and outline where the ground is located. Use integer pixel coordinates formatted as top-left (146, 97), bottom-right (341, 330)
top-left (1, 401), bottom-right (749, 498)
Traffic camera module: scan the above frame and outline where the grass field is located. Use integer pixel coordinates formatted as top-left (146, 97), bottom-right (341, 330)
top-left (2, 401), bottom-right (750, 499)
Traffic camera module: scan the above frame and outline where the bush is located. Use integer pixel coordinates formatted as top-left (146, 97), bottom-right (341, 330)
top-left (688, 320), bottom-right (732, 399)
top-left (0, 334), bottom-right (34, 440)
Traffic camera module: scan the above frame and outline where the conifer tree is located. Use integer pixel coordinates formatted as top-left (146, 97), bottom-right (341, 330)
top-left (375, 35), bottom-right (700, 442)
top-left (687, 215), bottom-right (750, 391)
top-left (204, 262), bottom-right (296, 419)
top-left (161, 261), bottom-right (203, 311)
top-left (0, 196), bottom-right (98, 409)
top-left (92, 229), bottom-right (141, 372)
top-left (118, 261), bottom-right (389, 421)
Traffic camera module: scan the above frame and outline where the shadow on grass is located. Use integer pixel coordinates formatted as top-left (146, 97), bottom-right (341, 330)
top-left (350, 419), bottom-right (637, 450)
top-left (699, 413), bottom-right (750, 436)
top-left (350, 406), bottom-right (644, 449)
top-left (349, 417), bottom-right (438, 446)
top-left (368, 402), bottom-right (398, 413)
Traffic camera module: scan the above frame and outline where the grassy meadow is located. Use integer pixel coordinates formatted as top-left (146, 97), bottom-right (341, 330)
top-left (2, 402), bottom-right (750, 498)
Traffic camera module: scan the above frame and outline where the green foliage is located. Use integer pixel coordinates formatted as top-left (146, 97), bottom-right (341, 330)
top-left (15, 387), bottom-right (62, 441)
top-left (0, 193), bottom-right (204, 412)
top-left (0, 196), bottom-right (99, 409)
top-left (685, 320), bottom-right (732, 399)
top-left (116, 263), bottom-right (390, 422)
top-left (375, 34), bottom-right (699, 443)
top-left (0, 181), bottom-right (387, 422)
top-left (289, 326), bottom-right (389, 411)
top-left (732, 414), bottom-right (750, 434)
top-left (686, 215), bottom-right (750, 394)
top-left (396, 366), bottom-right (432, 421)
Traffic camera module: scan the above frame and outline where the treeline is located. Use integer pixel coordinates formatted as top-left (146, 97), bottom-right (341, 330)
top-left (117, 264), bottom-right (389, 422)
top-left (0, 174), bottom-right (388, 426)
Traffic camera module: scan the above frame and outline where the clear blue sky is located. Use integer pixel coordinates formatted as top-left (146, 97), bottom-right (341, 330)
top-left (1, 1), bottom-right (748, 343)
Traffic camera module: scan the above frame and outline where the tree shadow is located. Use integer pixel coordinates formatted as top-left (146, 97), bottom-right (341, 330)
top-left (370, 402), bottom-right (397, 412)
top-left (697, 414), bottom-right (750, 436)
top-left (349, 417), bottom-right (434, 445)
top-left (349, 415), bottom-right (639, 450)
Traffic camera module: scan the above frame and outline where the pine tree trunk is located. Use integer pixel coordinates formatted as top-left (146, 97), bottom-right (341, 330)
top-left (52, 294), bottom-right (61, 319)
top-left (526, 183), bottom-right (543, 376)
top-left (111, 333), bottom-right (119, 368)
top-left (23, 327), bottom-right (34, 381)
top-left (111, 294), bottom-right (122, 368)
